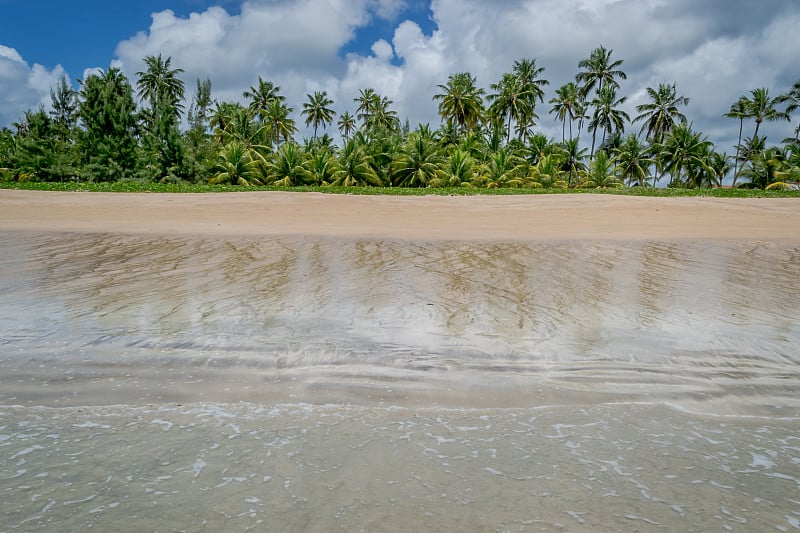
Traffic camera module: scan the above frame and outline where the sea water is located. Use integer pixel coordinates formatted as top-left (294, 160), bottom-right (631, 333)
top-left (1, 232), bottom-right (799, 531)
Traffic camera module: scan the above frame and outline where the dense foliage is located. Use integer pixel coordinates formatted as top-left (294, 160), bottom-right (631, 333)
top-left (2, 47), bottom-right (799, 191)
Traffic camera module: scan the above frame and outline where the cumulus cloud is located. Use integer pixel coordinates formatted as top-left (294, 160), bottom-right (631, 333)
top-left (0, 45), bottom-right (66, 127)
top-left (2, 0), bottom-right (799, 148)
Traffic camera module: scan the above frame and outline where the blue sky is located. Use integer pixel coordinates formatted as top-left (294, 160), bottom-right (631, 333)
top-left (1, 0), bottom-right (433, 75)
top-left (1, 0), bottom-right (798, 152)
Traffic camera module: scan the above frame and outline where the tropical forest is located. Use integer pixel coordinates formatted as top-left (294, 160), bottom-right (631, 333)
top-left (2, 46), bottom-right (799, 191)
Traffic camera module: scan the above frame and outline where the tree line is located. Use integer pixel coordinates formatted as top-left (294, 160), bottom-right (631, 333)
top-left (2, 47), bottom-right (799, 190)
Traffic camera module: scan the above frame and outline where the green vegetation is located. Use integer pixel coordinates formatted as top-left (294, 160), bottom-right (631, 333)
top-left (2, 47), bottom-right (800, 193)
top-left (2, 181), bottom-right (797, 198)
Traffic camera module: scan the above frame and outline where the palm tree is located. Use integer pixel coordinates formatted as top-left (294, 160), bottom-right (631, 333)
top-left (216, 106), bottom-right (268, 148)
top-left (338, 111), bottom-right (356, 140)
top-left (263, 100), bottom-right (296, 147)
top-left (301, 91), bottom-right (335, 139)
top-left (135, 54), bottom-right (185, 119)
top-left (354, 89), bottom-right (399, 133)
top-left (613, 134), bottom-right (652, 187)
top-left (778, 79), bottom-right (800, 141)
top-left (549, 82), bottom-right (584, 142)
top-left (581, 150), bottom-right (620, 188)
top-left (305, 147), bottom-right (339, 185)
top-left (266, 142), bottom-right (312, 186)
top-left (659, 123), bottom-right (713, 187)
top-left (488, 73), bottom-right (532, 144)
top-left (724, 96), bottom-right (750, 185)
top-left (708, 151), bottom-right (731, 187)
top-left (243, 77), bottom-right (284, 123)
top-left (743, 90), bottom-right (787, 160)
top-left (576, 45), bottom-right (626, 99)
top-left (747, 87), bottom-right (790, 141)
top-left (512, 58), bottom-right (549, 105)
top-left (740, 146), bottom-right (784, 189)
top-left (390, 133), bottom-right (445, 187)
top-left (433, 72), bottom-right (485, 136)
top-left (588, 85), bottom-right (629, 158)
top-left (529, 153), bottom-right (566, 188)
top-left (633, 83), bottom-right (689, 143)
top-left (372, 96), bottom-right (400, 132)
top-left (737, 88), bottom-right (789, 185)
top-left (560, 138), bottom-right (587, 187)
top-left (484, 147), bottom-right (524, 187)
top-left (330, 137), bottom-right (383, 186)
top-left (209, 102), bottom-right (245, 142)
top-left (209, 141), bottom-right (263, 186)
top-left (512, 58), bottom-right (549, 139)
top-left (442, 148), bottom-right (475, 187)
top-left (354, 88), bottom-right (378, 129)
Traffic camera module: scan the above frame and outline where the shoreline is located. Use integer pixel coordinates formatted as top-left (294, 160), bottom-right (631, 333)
top-left (1, 189), bottom-right (799, 241)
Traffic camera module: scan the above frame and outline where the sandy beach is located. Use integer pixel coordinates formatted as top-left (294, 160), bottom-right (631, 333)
top-left (1, 189), bottom-right (798, 240)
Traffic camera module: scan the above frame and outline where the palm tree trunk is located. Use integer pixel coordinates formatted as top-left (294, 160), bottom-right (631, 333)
top-left (732, 119), bottom-right (743, 186)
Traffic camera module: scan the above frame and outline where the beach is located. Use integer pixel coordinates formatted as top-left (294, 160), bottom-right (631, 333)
top-left (1, 190), bottom-right (799, 240)
top-left (1, 190), bottom-right (799, 531)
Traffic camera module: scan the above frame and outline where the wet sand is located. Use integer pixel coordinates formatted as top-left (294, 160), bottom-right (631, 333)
top-left (1, 189), bottom-right (799, 240)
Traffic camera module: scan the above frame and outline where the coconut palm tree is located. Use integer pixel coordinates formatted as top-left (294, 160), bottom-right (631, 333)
top-left (441, 148), bottom-right (475, 187)
top-left (581, 150), bottom-right (620, 188)
top-left (243, 77), bottom-right (284, 123)
top-left (633, 83), bottom-right (689, 144)
top-left (354, 88), bottom-right (378, 129)
top-left (529, 153), bottom-right (566, 188)
top-left (330, 137), bottom-right (383, 186)
top-left (778, 79), bottom-right (800, 141)
top-left (484, 147), bottom-right (524, 187)
top-left (746, 87), bottom-right (790, 141)
top-left (488, 73), bottom-right (532, 144)
top-left (266, 142), bottom-right (312, 186)
top-left (513, 58), bottom-right (549, 105)
top-left (372, 96), bottom-right (400, 132)
top-left (305, 146), bottom-right (339, 185)
top-left (216, 106), bottom-right (268, 148)
top-left (209, 141), bottom-right (263, 186)
top-left (613, 134), bottom-right (652, 187)
top-left (433, 72), bottom-right (485, 136)
top-left (659, 123), bottom-right (713, 187)
top-left (725, 96), bottom-right (750, 185)
top-left (301, 90), bottom-right (335, 139)
top-left (135, 54), bottom-right (185, 119)
top-left (576, 45), bottom-right (626, 99)
top-left (560, 138), bottom-right (587, 187)
top-left (338, 111), bottom-right (356, 140)
top-left (735, 89), bottom-right (788, 185)
top-left (263, 100), bottom-right (296, 147)
top-left (549, 82), bottom-right (584, 142)
top-left (708, 151), bottom-right (731, 187)
top-left (740, 146), bottom-right (784, 189)
top-left (588, 85), bottom-right (629, 158)
top-left (390, 132), bottom-right (445, 187)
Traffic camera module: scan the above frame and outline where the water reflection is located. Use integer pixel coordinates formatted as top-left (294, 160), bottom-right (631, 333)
top-left (1, 231), bottom-right (799, 414)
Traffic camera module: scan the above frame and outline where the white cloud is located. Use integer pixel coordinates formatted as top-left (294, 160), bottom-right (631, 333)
top-left (0, 45), bottom-right (65, 127)
top-left (2, 0), bottom-right (799, 149)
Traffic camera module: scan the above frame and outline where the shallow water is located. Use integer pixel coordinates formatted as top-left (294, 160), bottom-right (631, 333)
top-left (1, 232), bottom-right (799, 531)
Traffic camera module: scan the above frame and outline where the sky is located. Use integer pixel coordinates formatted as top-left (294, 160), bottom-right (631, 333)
top-left (1, 0), bottom-right (798, 154)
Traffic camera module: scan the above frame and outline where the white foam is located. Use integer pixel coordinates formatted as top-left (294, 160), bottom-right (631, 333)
top-left (749, 452), bottom-right (776, 469)
top-left (151, 419), bottom-right (174, 431)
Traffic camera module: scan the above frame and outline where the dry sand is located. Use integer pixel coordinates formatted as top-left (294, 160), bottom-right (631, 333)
top-left (1, 189), bottom-right (798, 240)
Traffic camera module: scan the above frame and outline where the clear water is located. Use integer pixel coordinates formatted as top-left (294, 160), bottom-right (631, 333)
top-left (1, 232), bottom-right (799, 531)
